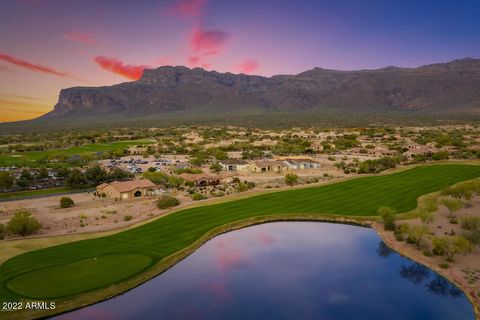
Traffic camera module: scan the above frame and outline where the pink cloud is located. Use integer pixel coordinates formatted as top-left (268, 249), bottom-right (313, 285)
top-left (63, 32), bottom-right (95, 45)
top-left (0, 65), bottom-right (18, 73)
top-left (203, 280), bottom-right (231, 300)
top-left (166, 0), bottom-right (207, 18)
top-left (257, 231), bottom-right (275, 245)
top-left (236, 59), bottom-right (259, 74)
top-left (94, 56), bottom-right (145, 80)
top-left (215, 238), bottom-right (250, 272)
top-left (190, 27), bottom-right (229, 54)
top-left (156, 56), bottom-right (171, 66)
top-left (187, 55), bottom-right (201, 67)
top-left (0, 52), bottom-right (75, 78)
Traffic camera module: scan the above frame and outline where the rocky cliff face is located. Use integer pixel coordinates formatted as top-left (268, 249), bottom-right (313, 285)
top-left (43, 58), bottom-right (480, 119)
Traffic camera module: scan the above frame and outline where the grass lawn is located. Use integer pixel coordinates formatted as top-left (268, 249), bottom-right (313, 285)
top-left (0, 140), bottom-right (154, 167)
top-left (1, 164), bottom-right (480, 309)
top-left (0, 187), bottom-right (84, 200)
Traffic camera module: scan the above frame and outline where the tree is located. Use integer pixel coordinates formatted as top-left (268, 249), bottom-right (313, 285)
top-left (60, 197), bottom-right (74, 208)
top-left (442, 185), bottom-right (473, 201)
top-left (7, 210), bottom-right (41, 237)
top-left (0, 172), bottom-right (14, 190)
top-left (432, 236), bottom-right (473, 262)
top-left (424, 198), bottom-right (438, 213)
top-left (214, 150), bottom-right (228, 160)
top-left (38, 167), bottom-right (49, 179)
top-left (285, 173), bottom-right (299, 187)
top-left (143, 171), bottom-right (169, 186)
top-left (85, 164), bottom-right (107, 185)
top-left (0, 223), bottom-right (5, 240)
top-left (417, 208), bottom-right (435, 225)
top-left (439, 197), bottom-right (463, 218)
top-left (167, 176), bottom-right (184, 189)
top-left (20, 169), bottom-right (32, 181)
top-left (405, 225), bottom-right (430, 248)
top-left (108, 167), bottom-right (132, 181)
top-left (16, 178), bottom-right (31, 190)
top-left (65, 169), bottom-right (89, 188)
top-left (210, 162), bottom-right (222, 173)
top-left (378, 206), bottom-right (396, 231)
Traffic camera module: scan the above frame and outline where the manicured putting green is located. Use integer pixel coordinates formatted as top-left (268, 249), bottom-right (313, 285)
top-left (6, 254), bottom-right (152, 299)
top-left (1, 164), bottom-right (480, 302)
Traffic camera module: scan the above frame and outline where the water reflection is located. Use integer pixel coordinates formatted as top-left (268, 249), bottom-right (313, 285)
top-left (400, 262), bottom-right (430, 285)
top-left (57, 222), bottom-right (474, 320)
top-left (399, 261), bottom-right (463, 298)
top-left (427, 275), bottom-right (463, 298)
top-left (376, 241), bottom-right (394, 258)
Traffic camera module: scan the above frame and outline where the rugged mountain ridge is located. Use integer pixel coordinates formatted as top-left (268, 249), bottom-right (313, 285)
top-left (43, 58), bottom-right (480, 119)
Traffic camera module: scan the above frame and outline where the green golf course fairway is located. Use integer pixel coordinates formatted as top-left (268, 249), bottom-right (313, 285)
top-left (6, 254), bottom-right (152, 299)
top-left (1, 164), bottom-right (480, 311)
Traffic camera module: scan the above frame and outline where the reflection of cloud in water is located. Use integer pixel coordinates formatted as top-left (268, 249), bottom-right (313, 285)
top-left (256, 231), bottom-right (276, 245)
top-left (56, 222), bottom-right (474, 320)
top-left (203, 280), bottom-right (231, 300)
top-left (215, 237), bottom-right (250, 272)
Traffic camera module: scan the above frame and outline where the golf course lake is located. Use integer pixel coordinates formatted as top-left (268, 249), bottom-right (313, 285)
top-left (57, 222), bottom-right (474, 320)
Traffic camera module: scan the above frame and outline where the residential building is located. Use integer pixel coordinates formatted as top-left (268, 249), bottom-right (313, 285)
top-left (96, 179), bottom-right (157, 200)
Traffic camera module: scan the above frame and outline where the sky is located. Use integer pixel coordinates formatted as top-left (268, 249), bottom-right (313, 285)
top-left (1, 0), bottom-right (480, 122)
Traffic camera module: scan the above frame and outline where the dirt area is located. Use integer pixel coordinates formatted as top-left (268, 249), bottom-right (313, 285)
top-left (373, 196), bottom-right (480, 317)
top-left (0, 192), bottom-right (188, 238)
top-left (0, 170), bottom-right (348, 239)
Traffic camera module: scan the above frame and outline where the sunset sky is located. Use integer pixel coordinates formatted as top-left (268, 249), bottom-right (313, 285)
top-left (1, 0), bottom-right (479, 122)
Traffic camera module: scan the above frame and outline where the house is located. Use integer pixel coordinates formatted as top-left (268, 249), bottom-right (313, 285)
top-left (96, 179), bottom-right (157, 200)
top-left (218, 159), bottom-right (249, 172)
top-left (179, 173), bottom-right (228, 187)
top-left (249, 160), bottom-right (286, 173)
top-left (403, 144), bottom-right (437, 159)
top-left (279, 157), bottom-right (320, 170)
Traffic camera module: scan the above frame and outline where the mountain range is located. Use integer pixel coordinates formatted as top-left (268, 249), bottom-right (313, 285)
top-left (42, 58), bottom-right (480, 119)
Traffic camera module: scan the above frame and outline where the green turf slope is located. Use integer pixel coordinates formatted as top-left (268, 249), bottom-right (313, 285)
top-left (1, 164), bottom-right (480, 301)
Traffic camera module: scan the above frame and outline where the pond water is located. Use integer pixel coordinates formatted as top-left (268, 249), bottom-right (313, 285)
top-left (56, 222), bottom-right (474, 320)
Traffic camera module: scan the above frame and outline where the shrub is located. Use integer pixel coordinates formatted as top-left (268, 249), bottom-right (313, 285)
top-left (461, 216), bottom-right (480, 231)
top-left (378, 206), bottom-right (396, 231)
top-left (449, 217), bottom-right (458, 224)
top-left (405, 225), bottom-right (430, 248)
top-left (123, 215), bottom-right (133, 221)
top-left (156, 195), bottom-right (180, 209)
top-left (7, 210), bottom-right (41, 237)
top-left (432, 236), bottom-right (473, 262)
top-left (462, 230), bottom-right (480, 245)
top-left (192, 193), bottom-right (207, 201)
top-left (0, 223), bottom-right (5, 240)
top-left (285, 173), bottom-right (299, 187)
top-left (439, 263), bottom-right (450, 269)
top-left (60, 197), bottom-right (74, 208)
top-left (432, 151), bottom-right (449, 161)
top-left (175, 167), bottom-right (203, 174)
top-left (394, 224), bottom-right (410, 241)
top-left (237, 182), bottom-right (249, 192)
